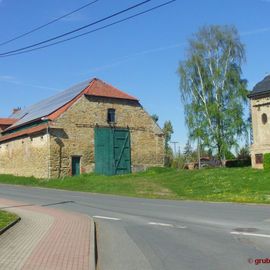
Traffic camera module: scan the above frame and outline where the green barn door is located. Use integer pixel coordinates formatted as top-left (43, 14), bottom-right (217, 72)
top-left (72, 156), bottom-right (81, 176)
top-left (113, 129), bottom-right (131, 175)
top-left (94, 128), bottom-right (114, 175)
top-left (94, 128), bottom-right (131, 175)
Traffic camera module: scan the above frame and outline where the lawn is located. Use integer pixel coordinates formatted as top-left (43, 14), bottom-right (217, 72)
top-left (0, 167), bottom-right (269, 204)
top-left (0, 210), bottom-right (18, 230)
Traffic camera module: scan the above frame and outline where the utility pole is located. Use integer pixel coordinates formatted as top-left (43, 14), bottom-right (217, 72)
top-left (171, 141), bottom-right (179, 157)
top-left (197, 137), bottom-right (201, 169)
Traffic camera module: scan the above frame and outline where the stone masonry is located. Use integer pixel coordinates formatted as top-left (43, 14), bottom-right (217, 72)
top-left (0, 94), bottom-right (164, 178)
top-left (49, 96), bottom-right (164, 178)
top-left (250, 96), bottom-right (270, 168)
top-left (0, 133), bottom-right (49, 178)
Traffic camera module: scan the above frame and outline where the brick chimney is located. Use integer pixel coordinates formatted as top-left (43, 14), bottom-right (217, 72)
top-left (12, 107), bottom-right (21, 115)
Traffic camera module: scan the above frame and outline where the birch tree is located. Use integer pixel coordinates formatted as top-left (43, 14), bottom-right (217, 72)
top-left (178, 25), bottom-right (248, 162)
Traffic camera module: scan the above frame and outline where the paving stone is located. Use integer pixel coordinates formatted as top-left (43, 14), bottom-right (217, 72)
top-left (0, 198), bottom-right (92, 270)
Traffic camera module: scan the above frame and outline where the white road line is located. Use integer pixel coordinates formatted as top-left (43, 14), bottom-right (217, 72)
top-left (230, 231), bottom-right (270, 238)
top-left (93, 215), bottom-right (121, 221)
top-left (148, 222), bottom-right (174, 227)
top-left (176, 225), bottom-right (187, 229)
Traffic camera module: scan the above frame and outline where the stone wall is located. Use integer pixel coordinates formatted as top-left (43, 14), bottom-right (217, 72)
top-left (49, 95), bottom-right (164, 178)
top-left (250, 96), bottom-right (270, 168)
top-left (0, 132), bottom-right (49, 178)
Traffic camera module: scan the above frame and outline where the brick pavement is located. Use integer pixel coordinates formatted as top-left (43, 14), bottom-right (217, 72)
top-left (0, 198), bottom-right (93, 270)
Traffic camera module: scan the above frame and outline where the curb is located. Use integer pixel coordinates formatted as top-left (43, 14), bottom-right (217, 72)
top-left (89, 218), bottom-right (97, 270)
top-left (0, 217), bottom-right (21, 236)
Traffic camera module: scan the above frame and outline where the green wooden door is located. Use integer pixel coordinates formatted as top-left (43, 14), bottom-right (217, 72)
top-left (72, 156), bottom-right (81, 176)
top-left (113, 129), bottom-right (131, 175)
top-left (94, 128), bottom-right (114, 175)
top-left (94, 128), bottom-right (131, 175)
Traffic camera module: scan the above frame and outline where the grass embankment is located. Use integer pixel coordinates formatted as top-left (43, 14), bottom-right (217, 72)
top-left (0, 167), bottom-right (270, 204)
top-left (0, 210), bottom-right (18, 230)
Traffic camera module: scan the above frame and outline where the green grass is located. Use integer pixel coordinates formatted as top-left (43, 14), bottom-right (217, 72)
top-left (0, 210), bottom-right (18, 230)
top-left (0, 167), bottom-right (270, 204)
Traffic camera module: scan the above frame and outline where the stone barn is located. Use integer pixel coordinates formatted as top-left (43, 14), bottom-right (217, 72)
top-left (248, 75), bottom-right (270, 168)
top-left (0, 78), bottom-right (164, 178)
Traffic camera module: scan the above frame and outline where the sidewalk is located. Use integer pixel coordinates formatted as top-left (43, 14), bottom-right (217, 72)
top-left (0, 198), bottom-right (95, 270)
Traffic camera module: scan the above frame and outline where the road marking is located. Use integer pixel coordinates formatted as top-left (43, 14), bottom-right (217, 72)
top-left (176, 225), bottom-right (187, 229)
top-left (230, 231), bottom-right (270, 238)
top-left (148, 222), bottom-right (174, 227)
top-left (148, 222), bottom-right (187, 228)
top-left (93, 215), bottom-right (121, 221)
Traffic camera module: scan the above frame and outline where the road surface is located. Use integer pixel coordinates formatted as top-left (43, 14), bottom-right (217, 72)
top-left (0, 184), bottom-right (269, 270)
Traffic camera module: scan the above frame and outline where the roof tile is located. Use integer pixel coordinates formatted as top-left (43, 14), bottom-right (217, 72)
top-left (6, 78), bottom-right (138, 132)
top-left (0, 118), bottom-right (17, 125)
top-left (85, 78), bottom-right (138, 101)
top-left (0, 124), bottom-right (48, 143)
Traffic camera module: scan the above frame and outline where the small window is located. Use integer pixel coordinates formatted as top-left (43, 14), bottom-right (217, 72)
top-left (255, 154), bottom-right (263, 164)
top-left (262, 113), bottom-right (268, 124)
top-left (107, 108), bottom-right (116, 123)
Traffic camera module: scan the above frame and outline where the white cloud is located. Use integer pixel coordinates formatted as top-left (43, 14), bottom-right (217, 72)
top-left (0, 75), bottom-right (59, 92)
top-left (84, 42), bottom-right (185, 74)
top-left (241, 27), bottom-right (270, 36)
top-left (58, 10), bottom-right (88, 23)
top-left (0, 75), bottom-right (15, 80)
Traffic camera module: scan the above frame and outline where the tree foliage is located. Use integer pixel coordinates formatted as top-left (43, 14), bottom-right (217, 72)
top-left (151, 114), bottom-right (159, 123)
top-left (178, 25), bottom-right (248, 161)
top-left (162, 121), bottom-right (174, 166)
top-left (183, 141), bottom-right (194, 162)
top-left (237, 146), bottom-right (250, 160)
top-left (162, 121), bottom-right (174, 152)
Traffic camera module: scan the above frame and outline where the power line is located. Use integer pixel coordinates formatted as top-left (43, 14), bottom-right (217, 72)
top-left (0, 0), bottom-right (99, 47)
top-left (0, 0), bottom-right (176, 58)
top-left (0, 0), bottom-right (152, 56)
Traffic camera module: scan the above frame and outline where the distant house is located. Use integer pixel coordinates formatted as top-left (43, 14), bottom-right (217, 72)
top-left (248, 75), bottom-right (270, 168)
top-left (0, 78), bottom-right (164, 178)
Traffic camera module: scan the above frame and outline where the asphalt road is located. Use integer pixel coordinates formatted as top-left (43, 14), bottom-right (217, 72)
top-left (0, 184), bottom-right (270, 270)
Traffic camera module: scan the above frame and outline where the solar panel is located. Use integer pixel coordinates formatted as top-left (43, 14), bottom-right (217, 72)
top-left (8, 79), bottom-right (91, 130)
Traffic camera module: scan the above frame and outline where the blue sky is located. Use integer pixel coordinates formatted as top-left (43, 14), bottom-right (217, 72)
top-left (0, 0), bottom-right (269, 152)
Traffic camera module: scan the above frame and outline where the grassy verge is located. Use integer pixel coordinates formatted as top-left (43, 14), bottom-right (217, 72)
top-left (0, 167), bottom-right (270, 204)
top-left (0, 210), bottom-right (18, 230)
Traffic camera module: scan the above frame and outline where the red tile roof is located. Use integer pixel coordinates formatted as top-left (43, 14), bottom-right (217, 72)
top-left (84, 79), bottom-right (138, 101)
top-left (0, 118), bottom-right (17, 125)
top-left (1, 78), bottom-right (139, 142)
top-left (48, 78), bottom-right (138, 121)
top-left (0, 124), bottom-right (48, 143)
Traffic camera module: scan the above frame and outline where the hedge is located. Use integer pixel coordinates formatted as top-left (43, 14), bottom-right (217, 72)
top-left (263, 153), bottom-right (270, 170)
top-left (225, 159), bottom-right (251, 168)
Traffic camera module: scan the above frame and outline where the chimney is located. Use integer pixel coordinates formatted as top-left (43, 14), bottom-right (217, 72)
top-left (12, 107), bottom-right (21, 115)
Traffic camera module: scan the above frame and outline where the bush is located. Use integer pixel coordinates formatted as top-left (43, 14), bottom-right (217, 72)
top-left (171, 157), bottom-right (186, 169)
top-left (164, 155), bottom-right (173, 167)
top-left (225, 159), bottom-right (251, 168)
top-left (263, 153), bottom-right (270, 170)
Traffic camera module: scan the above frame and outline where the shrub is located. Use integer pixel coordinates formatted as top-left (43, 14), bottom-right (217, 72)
top-left (171, 157), bottom-right (186, 169)
top-left (225, 159), bottom-right (251, 168)
top-left (263, 153), bottom-right (270, 170)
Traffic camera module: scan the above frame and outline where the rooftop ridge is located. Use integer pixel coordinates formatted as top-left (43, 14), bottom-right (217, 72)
top-left (4, 78), bottom-right (138, 132)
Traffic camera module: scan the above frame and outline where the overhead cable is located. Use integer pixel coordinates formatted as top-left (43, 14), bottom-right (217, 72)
top-left (0, 0), bottom-right (99, 47)
top-left (0, 0), bottom-right (152, 56)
